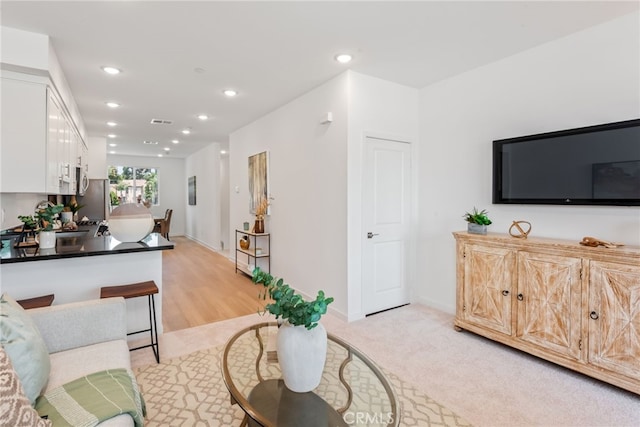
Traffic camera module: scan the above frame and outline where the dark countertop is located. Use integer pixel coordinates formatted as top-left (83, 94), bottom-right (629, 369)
top-left (0, 227), bottom-right (174, 264)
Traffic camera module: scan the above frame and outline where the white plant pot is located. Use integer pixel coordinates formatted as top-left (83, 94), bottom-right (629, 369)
top-left (37, 231), bottom-right (56, 249)
top-left (60, 212), bottom-right (73, 224)
top-left (467, 223), bottom-right (488, 235)
top-left (277, 322), bottom-right (327, 393)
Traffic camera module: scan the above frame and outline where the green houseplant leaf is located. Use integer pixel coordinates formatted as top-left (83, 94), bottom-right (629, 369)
top-left (252, 267), bottom-right (334, 330)
top-left (463, 207), bottom-right (492, 225)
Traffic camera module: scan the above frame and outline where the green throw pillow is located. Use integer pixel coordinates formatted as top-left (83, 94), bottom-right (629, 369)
top-left (0, 293), bottom-right (51, 405)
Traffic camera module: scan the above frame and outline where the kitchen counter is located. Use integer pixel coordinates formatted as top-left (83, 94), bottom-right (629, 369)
top-left (0, 229), bottom-right (173, 263)
top-left (1, 229), bottom-right (173, 337)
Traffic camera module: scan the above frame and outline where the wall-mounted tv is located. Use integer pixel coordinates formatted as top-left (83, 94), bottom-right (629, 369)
top-left (493, 119), bottom-right (640, 206)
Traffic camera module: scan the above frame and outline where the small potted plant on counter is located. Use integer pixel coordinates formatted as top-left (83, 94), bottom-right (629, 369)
top-left (463, 207), bottom-right (492, 235)
top-left (16, 203), bottom-right (64, 249)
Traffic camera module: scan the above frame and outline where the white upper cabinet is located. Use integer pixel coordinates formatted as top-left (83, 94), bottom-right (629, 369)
top-left (1, 72), bottom-right (86, 194)
top-left (1, 76), bottom-right (48, 193)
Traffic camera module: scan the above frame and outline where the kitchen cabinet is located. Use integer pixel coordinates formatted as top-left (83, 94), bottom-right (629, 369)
top-left (1, 72), bottom-right (85, 195)
top-left (454, 231), bottom-right (640, 395)
top-left (1, 76), bottom-right (48, 193)
top-left (460, 243), bottom-right (514, 335)
top-left (588, 261), bottom-right (640, 383)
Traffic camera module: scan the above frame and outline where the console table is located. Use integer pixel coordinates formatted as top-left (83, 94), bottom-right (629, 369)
top-left (453, 231), bottom-right (640, 395)
top-left (235, 230), bottom-right (270, 276)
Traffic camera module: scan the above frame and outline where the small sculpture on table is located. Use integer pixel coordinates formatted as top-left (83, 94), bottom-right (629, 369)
top-left (509, 220), bottom-right (532, 239)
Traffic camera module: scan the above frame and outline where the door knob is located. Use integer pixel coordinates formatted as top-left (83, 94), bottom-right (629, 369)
top-left (367, 232), bottom-right (379, 239)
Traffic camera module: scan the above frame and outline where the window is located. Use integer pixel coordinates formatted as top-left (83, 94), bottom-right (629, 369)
top-left (108, 166), bottom-right (159, 206)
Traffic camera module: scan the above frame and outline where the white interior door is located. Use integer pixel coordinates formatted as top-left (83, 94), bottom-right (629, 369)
top-left (362, 136), bottom-right (411, 315)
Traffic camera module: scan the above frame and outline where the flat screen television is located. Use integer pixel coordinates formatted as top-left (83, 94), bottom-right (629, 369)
top-left (493, 119), bottom-right (640, 206)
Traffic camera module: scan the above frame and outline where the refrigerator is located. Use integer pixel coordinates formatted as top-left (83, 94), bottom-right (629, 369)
top-left (76, 179), bottom-right (111, 221)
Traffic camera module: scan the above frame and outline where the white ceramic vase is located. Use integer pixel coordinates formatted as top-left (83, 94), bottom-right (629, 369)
top-left (277, 322), bottom-right (327, 393)
top-left (37, 231), bottom-right (56, 249)
top-left (108, 203), bottom-right (154, 242)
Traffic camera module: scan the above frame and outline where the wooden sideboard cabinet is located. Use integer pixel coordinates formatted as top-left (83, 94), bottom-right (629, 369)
top-left (453, 231), bottom-right (640, 395)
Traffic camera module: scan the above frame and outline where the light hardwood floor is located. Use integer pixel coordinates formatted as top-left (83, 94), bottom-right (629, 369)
top-left (161, 236), bottom-right (265, 332)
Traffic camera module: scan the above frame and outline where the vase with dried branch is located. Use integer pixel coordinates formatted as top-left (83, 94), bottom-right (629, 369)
top-left (254, 198), bottom-right (268, 233)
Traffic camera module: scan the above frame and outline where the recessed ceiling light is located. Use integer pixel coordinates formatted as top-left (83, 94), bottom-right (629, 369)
top-left (164, 147), bottom-right (170, 151)
top-left (101, 66), bottom-right (121, 75)
top-left (106, 121), bottom-right (117, 127)
top-left (171, 139), bottom-right (179, 144)
top-left (143, 140), bottom-right (158, 145)
top-left (220, 150), bottom-right (227, 154)
top-left (182, 129), bottom-right (191, 135)
top-left (335, 53), bottom-right (353, 64)
top-left (223, 89), bottom-right (237, 97)
top-left (109, 151), bottom-right (116, 154)
top-left (197, 114), bottom-right (209, 120)
top-left (157, 154), bottom-right (163, 157)
top-left (105, 102), bottom-right (120, 108)
top-left (107, 134), bottom-right (117, 138)
top-left (109, 143), bottom-right (117, 147)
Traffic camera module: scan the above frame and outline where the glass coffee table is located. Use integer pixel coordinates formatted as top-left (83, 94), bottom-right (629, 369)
top-left (222, 322), bottom-right (400, 427)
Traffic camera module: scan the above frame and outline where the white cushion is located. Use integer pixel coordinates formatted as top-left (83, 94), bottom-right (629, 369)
top-left (0, 294), bottom-right (51, 405)
top-left (45, 340), bottom-right (131, 391)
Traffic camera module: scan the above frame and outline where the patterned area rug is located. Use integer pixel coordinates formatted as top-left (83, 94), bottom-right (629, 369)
top-left (134, 346), bottom-right (471, 426)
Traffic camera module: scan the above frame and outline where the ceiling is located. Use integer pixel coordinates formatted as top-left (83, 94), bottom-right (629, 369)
top-left (1, 1), bottom-right (637, 158)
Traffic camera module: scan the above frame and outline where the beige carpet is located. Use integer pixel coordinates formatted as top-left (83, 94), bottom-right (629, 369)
top-left (134, 344), bottom-right (471, 426)
top-left (130, 305), bottom-right (640, 426)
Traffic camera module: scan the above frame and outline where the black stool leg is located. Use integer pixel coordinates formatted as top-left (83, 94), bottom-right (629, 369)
top-left (149, 294), bottom-right (159, 363)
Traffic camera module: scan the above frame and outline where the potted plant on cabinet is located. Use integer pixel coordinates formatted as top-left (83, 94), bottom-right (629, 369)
top-left (463, 207), bottom-right (492, 235)
top-left (252, 267), bottom-right (334, 392)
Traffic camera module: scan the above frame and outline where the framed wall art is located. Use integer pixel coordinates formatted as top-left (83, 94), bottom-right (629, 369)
top-left (188, 176), bottom-right (197, 205)
top-left (248, 151), bottom-right (269, 214)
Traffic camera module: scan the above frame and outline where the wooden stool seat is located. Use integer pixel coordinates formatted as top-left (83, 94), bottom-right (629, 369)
top-left (100, 280), bottom-right (160, 363)
top-left (17, 294), bottom-right (55, 310)
top-left (100, 281), bottom-right (158, 299)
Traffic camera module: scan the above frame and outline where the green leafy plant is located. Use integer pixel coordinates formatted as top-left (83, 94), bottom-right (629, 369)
top-left (17, 215), bottom-right (38, 230)
top-left (252, 267), bottom-right (334, 330)
top-left (463, 207), bottom-right (492, 225)
top-left (65, 200), bottom-right (84, 214)
top-left (26, 204), bottom-right (64, 231)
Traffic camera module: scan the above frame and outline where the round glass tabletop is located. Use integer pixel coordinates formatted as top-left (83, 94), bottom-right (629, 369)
top-left (222, 322), bottom-right (400, 427)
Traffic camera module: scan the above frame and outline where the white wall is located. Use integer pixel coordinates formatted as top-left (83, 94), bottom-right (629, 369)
top-left (0, 193), bottom-right (47, 230)
top-left (229, 71), bottom-right (419, 320)
top-left (107, 154), bottom-right (185, 237)
top-left (1, 26), bottom-right (86, 141)
top-left (346, 71), bottom-right (419, 320)
top-left (185, 143), bottom-right (222, 249)
top-left (0, 26), bottom-right (48, 70)
top-left (88, 137), bottom-right (107, 179)
top-left (230, 73), bottom-right (350, 317)
top-left (417, 11), bottom-right (640, 313)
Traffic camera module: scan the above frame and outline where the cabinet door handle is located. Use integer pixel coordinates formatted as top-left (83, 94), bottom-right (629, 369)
top-left (517, 293), bottom-right (524, 301)
top-left (590, 311), bottom-right (599, 320)
top-left (367, 232), bottom-right (379, 239)
top-left (502, 290), bottom-right (509, 296)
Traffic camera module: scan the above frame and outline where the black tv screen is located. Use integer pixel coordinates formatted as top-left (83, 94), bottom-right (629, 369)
top-left (493, 119), bottom-right (640, 206)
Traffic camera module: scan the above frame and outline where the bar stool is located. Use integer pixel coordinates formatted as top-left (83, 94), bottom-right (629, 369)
top-left (17, 294), bottom-right (55, 310)
top-left (100, 281), bottom-right (159, 363)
